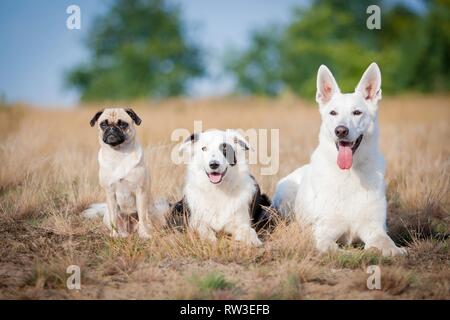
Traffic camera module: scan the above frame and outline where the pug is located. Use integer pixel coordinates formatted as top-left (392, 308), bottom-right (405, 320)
top-left (88, 107), bottom-right (154, 238)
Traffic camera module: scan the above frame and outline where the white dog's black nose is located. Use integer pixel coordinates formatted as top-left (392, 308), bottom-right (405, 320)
top-left (209, 160), bottom-right (220, 170)
top-left (335, 126), bottom-right (349, 139)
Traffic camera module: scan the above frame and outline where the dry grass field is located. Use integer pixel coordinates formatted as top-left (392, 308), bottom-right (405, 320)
top-left (0, 95), bottom-right (449, 299)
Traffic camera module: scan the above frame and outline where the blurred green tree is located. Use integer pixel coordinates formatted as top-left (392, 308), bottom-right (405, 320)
top-left (66, 0), bottom-right (204, 101)
top-left (225, 25), bottom-right (284, 96)
top-left (408, 0), bottom-right (450, 91)
top-left (226, 0), bottom-right (449, 97)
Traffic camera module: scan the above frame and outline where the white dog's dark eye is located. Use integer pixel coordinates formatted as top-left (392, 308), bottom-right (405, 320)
top-left (201, 146), bottom-right (207, 151)
top-left (329, 110), bottom-right (338, 116)
top-left (353, 110), bottom-right (362, 116)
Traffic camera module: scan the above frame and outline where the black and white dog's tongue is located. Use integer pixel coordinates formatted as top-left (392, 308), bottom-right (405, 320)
top-left (208, 172), bottom-right (223, 184)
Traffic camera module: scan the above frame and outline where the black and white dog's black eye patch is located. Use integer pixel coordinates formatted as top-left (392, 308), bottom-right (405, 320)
top-left (219, 143), bottom-right (237, 166)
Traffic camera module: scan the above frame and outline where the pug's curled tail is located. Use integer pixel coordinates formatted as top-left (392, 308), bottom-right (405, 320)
top-left (82, 203), bottom-right (108, 219)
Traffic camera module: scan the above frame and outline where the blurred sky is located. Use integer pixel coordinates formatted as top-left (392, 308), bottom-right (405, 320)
top-left (0, 0), bottom-right (425, 107)
top-left (0, 0), bottom-right (304, 107)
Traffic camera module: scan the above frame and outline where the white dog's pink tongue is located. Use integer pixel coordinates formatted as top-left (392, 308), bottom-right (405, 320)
top-left (208, 173), bottom-right (222, 184)
top-left (337, 145), bottom-right (353, 170)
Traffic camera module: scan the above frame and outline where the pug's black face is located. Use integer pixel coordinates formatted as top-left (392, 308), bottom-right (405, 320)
top-left (100, 119), bottom-right (129, 146)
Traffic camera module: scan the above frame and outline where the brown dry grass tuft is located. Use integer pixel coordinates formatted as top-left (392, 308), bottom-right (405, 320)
top-left (0, 95), bottom-right (449, 299)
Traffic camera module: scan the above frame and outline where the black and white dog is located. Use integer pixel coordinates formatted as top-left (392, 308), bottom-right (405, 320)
top-left (168, 130), bottom-right (275, 246)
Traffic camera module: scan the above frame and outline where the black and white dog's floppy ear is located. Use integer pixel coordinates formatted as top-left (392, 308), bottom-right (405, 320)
top-left (90, 109), bottom-right (104, 127)
top-left (229, 130), bottom-right (250, 151)
top-left (125, 108), bottom-right (142, 125)
top-left (235, 137), bottom-right (250, 151)
top-left (179, 132), bottom-right (200, 153)
top-left (185, 132), bottom-right (200, 144)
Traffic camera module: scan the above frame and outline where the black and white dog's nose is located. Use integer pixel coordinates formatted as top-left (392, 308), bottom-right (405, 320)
top-left (335, 126), bottom-right (349, 139)
top-left (209, 160), bottom-right (220, 170)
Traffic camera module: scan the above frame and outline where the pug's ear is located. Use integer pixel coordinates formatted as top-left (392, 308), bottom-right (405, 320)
top-left (90, 110), bottom-right (104, 127)
top-left (179, 132), bottom-right (200, 153)
top-left (125, 108), bottom-right (142, 125)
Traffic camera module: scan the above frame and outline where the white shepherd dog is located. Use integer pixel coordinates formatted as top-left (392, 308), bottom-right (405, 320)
top-left (273, 63), bottom-right (406, 256)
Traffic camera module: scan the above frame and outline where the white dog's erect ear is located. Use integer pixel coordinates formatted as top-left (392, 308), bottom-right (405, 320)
top-left (316, 65), bottom-right (340, 105)
top-left (178, 132), bottom-right (200, 153)
top-left (355, 62), bottom-right (382, 103)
